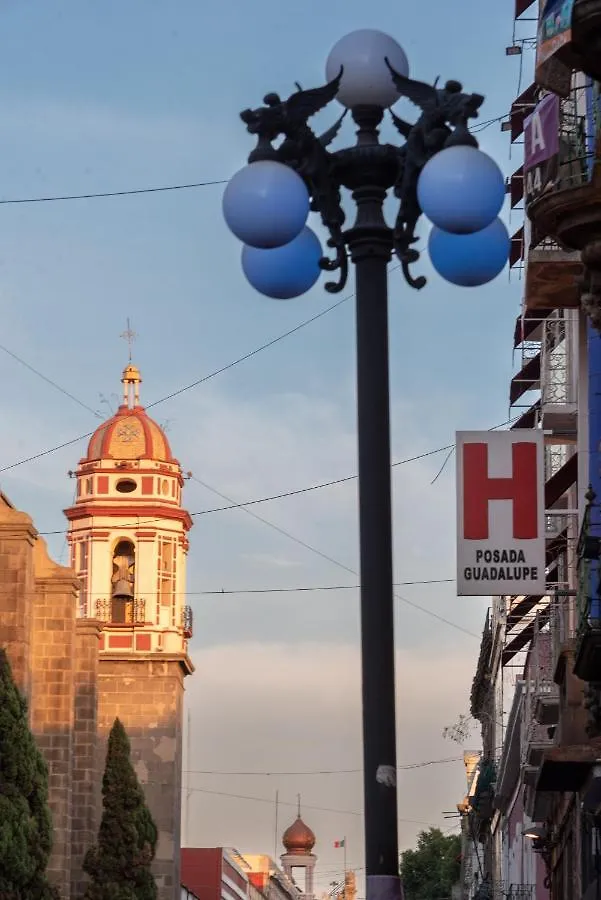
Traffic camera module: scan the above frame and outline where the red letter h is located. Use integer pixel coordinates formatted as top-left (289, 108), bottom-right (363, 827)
top-left (463, 442), bottom-right (538, 540)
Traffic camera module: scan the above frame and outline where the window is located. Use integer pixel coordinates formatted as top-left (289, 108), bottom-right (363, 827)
top-left (74, 540), bottom-right (89, 617)
top-left (156, 536), bottom-right (177, 625)
top-left (115, 478), bottom-right (137, 494)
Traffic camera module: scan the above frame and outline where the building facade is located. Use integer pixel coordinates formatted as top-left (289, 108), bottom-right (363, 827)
top-left (458, 0), bottom-right (601, 896)
top-left (0, 363), bottom-right (194, 900)
top-left (181, 842), bottom-right (303, 900)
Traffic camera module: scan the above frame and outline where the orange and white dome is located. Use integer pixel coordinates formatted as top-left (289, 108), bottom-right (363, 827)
top-left (82, 364), bottom-right (175, 464)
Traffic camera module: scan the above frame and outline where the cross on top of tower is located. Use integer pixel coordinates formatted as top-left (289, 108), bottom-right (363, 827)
top-left (120, 318), bottom-right (137, 362)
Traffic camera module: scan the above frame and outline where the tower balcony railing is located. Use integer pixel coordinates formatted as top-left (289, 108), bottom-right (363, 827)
top-left (182, 605), bottom-right (193, 638)
top-left (95, 597), bottom-right (146, 626)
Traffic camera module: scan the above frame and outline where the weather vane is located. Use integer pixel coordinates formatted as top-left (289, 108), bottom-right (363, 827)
top-left (120, 318), bottom-right (137, 361)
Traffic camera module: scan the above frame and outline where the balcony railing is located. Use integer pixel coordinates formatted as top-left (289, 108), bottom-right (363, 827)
top-left (182, 605), bottom-right (193, 638)
top-left (551, 592), bottom-right (578, 681)
top-left (541, 313), bottom-right (576, 407)
top-left (574, 496), bottom-right (601, 681)
top-left (95, 597), bottom-right (146, 625)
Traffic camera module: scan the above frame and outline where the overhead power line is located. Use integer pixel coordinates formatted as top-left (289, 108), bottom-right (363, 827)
top-left (0, 113), bottom-right (508, 207)
top-left (36, 415), bottom-right (516, 535)
top-left (183, 755), bottom-right (464, 776)
top-left (0, 343), bottom-right (104, 418)
top-left (36, 443), bottom-right (455, 535)
top-left (182, 785), bottom-right (438, 827)
top-left (188, 474), bottom-right (481, 640)
top-left (0, 179), bottom-right (228, 204)
top-left (0, 290), bottom-right (353, 475)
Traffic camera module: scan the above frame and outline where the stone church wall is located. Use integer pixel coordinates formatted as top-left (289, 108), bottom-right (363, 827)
top-left (0, 494), bottom-right (101, 900)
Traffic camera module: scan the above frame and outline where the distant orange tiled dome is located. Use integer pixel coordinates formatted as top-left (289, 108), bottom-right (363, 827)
top-left (282, 816), bottom-right (316, 855)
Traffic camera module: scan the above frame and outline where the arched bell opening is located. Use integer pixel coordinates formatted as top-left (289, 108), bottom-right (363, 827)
top-left (111, 539), bottom-right (135, 624)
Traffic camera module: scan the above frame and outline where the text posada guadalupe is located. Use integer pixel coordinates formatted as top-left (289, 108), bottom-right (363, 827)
top-left (462, 548), bottom-right (539, 583)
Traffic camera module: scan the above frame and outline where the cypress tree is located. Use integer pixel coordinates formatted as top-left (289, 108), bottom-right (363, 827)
top-left (0, 648), bottom-right (58, 900)
top-left (83, 718), bottom-right (157, 900)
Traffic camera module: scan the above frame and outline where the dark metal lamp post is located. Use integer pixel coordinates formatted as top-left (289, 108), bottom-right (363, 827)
top-left (222, 28), bottom-right (508, 900)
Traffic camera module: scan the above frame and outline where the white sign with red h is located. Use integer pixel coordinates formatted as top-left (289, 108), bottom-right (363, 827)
top-left (456, 430), bottom-right (546, 596)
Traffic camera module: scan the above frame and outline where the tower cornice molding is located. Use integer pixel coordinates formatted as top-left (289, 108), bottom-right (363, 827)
top-left (64, 503), bottom-right (193, 531)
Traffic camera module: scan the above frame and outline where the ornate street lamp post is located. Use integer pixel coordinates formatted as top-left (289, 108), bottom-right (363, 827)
top-left (223, 29), bottom-right (509, 900)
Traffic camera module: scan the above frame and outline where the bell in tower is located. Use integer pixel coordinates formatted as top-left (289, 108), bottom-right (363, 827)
top-left (111, 540), bottom-right (135, 623)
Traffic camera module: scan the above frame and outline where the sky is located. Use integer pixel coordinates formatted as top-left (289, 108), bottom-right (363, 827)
top-left (0, 0), bottom-right (532, 895)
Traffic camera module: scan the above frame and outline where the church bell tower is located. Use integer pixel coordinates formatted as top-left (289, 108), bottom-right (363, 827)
top-left (65, 363), bottom-right (193, 900)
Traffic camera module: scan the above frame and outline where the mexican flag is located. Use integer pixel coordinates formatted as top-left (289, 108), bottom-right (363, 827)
top-left (334, 840), bottom-right (345, 848)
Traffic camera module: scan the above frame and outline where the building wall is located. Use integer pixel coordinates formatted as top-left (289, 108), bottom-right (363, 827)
top-left (181, 849), bottom-right (250, 900)
top-left (0, 495), bottom-right (100, 900)
top-left (97, 657), bottom-right (187, 900)
top-left (181, 847), bottom-right (223, 900)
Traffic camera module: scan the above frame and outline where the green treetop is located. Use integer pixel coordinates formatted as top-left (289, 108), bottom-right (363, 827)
top-left (83, 718), bottom-right (158, 900)
top-left (0, 648), bottom-right (58, 900)
top-left (400, 827), bottom-right (461, 900)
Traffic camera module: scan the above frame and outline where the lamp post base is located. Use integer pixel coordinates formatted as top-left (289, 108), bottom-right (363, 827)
top-left (367, 874), bottom-right (405, 900)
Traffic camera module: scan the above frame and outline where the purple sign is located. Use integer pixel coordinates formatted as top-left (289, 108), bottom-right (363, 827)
top-left (524, 94), bottom-right (560, 170)
top-left (524, 94), bottom-right (560, 204)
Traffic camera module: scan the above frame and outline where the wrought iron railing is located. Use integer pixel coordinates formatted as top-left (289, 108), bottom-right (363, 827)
top-left (95, 597), bottom-right (146, 625)
top-left (541, 312), bottom-right (575, 407)
top-left (182, 605), bottom-right (193, 638)
top-left (575, 494), bottom-right (601, 643)
top-left (504, 886), bottom-right (535, 900)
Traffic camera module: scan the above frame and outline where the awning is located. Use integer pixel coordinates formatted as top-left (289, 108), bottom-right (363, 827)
top-left (513, 310), bottom-right (552, 347)
top-left (515, 0), bottom-right (536, 17)
top-left (510, 226), bottom-right (525, 267)
top-left (511, 400), bottom-right (541, 430)
top-left (545, 453), bottom-right (578, 508)
top-left (509, 352), bottom-right (541, 405)
top-left (511, 84), bottom-right (537, 142)
top-left (503, 604), bottom-right (550, 664)
top-left (510, 166), bottom-right (524, 208)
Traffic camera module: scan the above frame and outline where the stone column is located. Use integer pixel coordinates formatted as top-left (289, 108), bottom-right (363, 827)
top-left (0, 498), bottom-right (37, 699)
top-left (97, 655), bottom-right (188, 900)
top-left (30, 539), bottom-right (79, 900)
top-left (71, 619), bottom-right (103, 900)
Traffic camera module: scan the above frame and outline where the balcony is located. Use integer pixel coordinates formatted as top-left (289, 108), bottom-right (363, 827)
top-left (524, 718), bottom-right (554, 768)
top-left (551, 593), bottom-right (577, 683)
top-left (524, 240), bottom-right (582, 313)
top-left (470, 759), bottom-right (496, 841)
top-left (540, 312), bottom-right (577, 440)
top-left (526, 89), bottom-right (598, 322)
top-left (574, 497), bottom-right (601, 683)
top-left (95, 597), bottom-right (146, 626)
top-left (182, 605), bottom-right (193, 638)
top-left (572, 0), bottom-right (601, 82)
top-left (535, 593), bottom-right (594, 795)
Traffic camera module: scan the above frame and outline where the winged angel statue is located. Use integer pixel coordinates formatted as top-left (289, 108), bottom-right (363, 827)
top-left (239, 65), bottom-right (484, 291)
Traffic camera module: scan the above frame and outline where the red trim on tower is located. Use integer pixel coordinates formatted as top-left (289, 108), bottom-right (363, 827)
top-left (141, 476), bottom-right (154, 495)
top-left (135, 634), bottom-right (152, 651)
top-left (97, 476), bottom-right (109, 494)
top-left (64, 503), bottom-right (193, 530)
top-left (107, 635), bottom-right (133, 649)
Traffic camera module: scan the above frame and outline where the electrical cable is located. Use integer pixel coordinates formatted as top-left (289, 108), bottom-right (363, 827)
top-left (0, 109), bottom-right (517, 208)
top-left (36, 415), bottom-right (518, 535)
top-left (187, 474), bottom-right (481, 639)
top-left (0, 342), bottom-right (104, 418)
top-left (183, 755), bottom-right (464, 777)
top-left (0, 291), bottom-right (352, 475)
top-left (0, 178), bottom-right (228, 204)
top-left (181, 786), bottom-right (439, 826)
